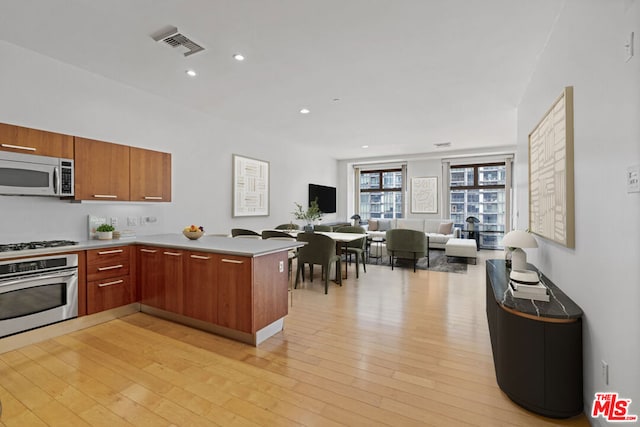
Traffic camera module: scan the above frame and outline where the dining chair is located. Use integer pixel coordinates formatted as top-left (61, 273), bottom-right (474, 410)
top-left (333, 225), bottom-right (367, 278)
top-left (313, 225), bottom-right (333, 232)
top-left (275, 223), bottom-right (299, 230)
top-left (231, 228), bottom-right (261, 238)
top-left (385, 229), bottom-right (429, 272)
top-left (295, 232), bottom-right (342, 294)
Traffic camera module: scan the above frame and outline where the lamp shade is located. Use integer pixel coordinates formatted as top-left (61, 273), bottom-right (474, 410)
top-left (502, 230), bottom-right (538, 249)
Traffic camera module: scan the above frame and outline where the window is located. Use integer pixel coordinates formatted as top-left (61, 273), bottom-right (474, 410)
top-left (449, 163), bottom-right (506, 249)
top-left (359, 169), bottom-right (403, 220)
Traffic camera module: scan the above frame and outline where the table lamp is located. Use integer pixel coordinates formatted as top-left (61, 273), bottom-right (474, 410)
top-left (502, 230), bottom-right (538, 271)
top-left (350, 214), bottom-right (361, 226)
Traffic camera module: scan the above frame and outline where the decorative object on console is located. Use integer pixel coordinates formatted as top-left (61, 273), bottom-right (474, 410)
top-left (502, 230), bottom-right (538, 271)
top-left (96, 224), bottom-right (115, 240)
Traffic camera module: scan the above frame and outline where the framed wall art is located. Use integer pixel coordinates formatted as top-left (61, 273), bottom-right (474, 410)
top-left (528, 86), bottom-right (575, 248)
top-left (232, 154), bottom-right (270, 217)
top-left (411, 176), bottom-right (438, 214)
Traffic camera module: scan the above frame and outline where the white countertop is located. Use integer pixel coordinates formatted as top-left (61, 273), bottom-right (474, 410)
top-left (0, 234), bottom-right (304, 260)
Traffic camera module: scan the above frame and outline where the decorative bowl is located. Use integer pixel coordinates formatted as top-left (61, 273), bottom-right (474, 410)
top-left (183, 230), bottom-right (204, 240)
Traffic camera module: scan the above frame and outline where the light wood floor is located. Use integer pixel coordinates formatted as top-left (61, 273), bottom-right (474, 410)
top-left (0, 250), bottom-right (589, 426)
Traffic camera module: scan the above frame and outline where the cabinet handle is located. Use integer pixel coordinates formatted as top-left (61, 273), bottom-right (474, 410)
top-left (140, 249), bottom-right (157, 253)
top-left (97, 264), bottom-right (123, 271)
top-left (143, 196), bottom-right (163, 200)
top-left (163, 251), bottom-right (182, 256)
top-left (98, 279), bottom-right (123, 287)
top-left (221, 258), bottom-right (244, 264)
top-left (190, 254), bottom-right (211, 260)
top-left (98, 249), bottom-right (124, 255)
top-left (1, 143), bottom-right (36, 151)
top-left (93, 194), bottom-right (118, 199)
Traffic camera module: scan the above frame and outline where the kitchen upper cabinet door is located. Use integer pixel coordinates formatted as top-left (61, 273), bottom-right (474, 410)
top-left (74, 137), bottom-right (130, 201)
top-left (217, 255), bottom-right (253, 333)
top-left (184, 251), bottom-right (218, 324)
top-left (161, 249), bottom-right (184, 314)
top-left (0, 122), bottom-right (73, 158)
top-left (138, 246), bottom-right (164, 310)
top-left (130, 147), bottom-right (171, 202)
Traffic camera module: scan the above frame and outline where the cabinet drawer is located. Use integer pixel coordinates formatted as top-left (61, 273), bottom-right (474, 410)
top-left (87, 260), bottom-right (130, 281)
top-left (87, 275), bottom-right (133, 314)
top-left (87, 246), bottom-right (130, 264)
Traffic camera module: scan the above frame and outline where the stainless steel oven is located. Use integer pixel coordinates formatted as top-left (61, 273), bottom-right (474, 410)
top-left (0, 253), bottom-right (78, 338)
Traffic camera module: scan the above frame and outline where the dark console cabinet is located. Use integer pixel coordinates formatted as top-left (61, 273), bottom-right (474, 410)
top-left (485, 260), bottom-right (584, 418)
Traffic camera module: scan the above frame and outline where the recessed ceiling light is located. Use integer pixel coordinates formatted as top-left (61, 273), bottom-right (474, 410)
top-left (361, 145), bottom-right (369, 149)
top-left (233, 53), bottom-right (245, 61)
top-left (185, 69), bottom-right (197, 77)
top-left (300, 108), bottom-right (310, 114)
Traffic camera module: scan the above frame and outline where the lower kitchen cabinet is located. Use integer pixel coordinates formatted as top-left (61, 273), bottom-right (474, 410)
top-left (216, 254), bottom-right (252, 333)
top-left (184, 251), bottom-right (218, 324)
top-left (138, 246), bottom-right (184, 314)
top-left (86, 246), bottom-right (134, 315)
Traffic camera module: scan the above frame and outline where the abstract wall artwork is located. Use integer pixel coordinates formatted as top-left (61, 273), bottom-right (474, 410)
top-left (528, 86), bottom-right (575, 248)
top-left (232, 154), bottom-right (269, 217)
top-left (411, 176), bottom-right (438, 214)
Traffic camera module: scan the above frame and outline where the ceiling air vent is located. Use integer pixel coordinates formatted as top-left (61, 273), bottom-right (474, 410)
top-left (434, 142), bottom-right (452, 148)
top-left (152, 26), bottom-right (204, 57)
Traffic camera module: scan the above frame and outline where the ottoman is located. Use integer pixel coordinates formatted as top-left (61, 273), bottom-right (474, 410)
top-left (445, 238), bottom-right (477, 264)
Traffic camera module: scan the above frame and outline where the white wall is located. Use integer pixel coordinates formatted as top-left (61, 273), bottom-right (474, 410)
top-left (0, 41), bottom-right (338, 241)
top-left (515, 1), bottom-right (640, 422)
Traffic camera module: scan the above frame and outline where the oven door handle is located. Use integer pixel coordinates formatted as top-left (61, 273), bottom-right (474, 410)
top-left (0, 269), bottom-right (78, 287)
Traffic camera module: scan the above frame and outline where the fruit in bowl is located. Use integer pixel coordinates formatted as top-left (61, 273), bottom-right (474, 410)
top-left (183, 224), bottom-right (205, 240)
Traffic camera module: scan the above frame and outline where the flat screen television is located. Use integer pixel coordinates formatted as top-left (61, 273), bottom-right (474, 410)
top-left (308, 183), bottom-right (336, 213)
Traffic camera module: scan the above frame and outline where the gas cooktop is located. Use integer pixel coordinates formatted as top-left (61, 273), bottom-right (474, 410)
top-left (0, 240), bottom-right (79, 252)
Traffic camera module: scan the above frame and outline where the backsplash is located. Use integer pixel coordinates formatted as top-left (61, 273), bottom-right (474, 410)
top-left (0, 195), bottom-right (166, 243)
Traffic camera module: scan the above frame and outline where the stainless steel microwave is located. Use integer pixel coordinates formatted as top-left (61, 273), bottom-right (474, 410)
top-left (0, 151), bottom-right (74, 196)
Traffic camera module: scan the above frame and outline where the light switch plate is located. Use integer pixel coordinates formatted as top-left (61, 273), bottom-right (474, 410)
top-left (627, 165), bottom-right (640, 193)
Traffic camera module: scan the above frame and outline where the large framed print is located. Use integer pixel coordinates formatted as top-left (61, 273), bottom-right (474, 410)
top-left (232, 154), bottom-right (270, 217)
top-left (528, 86), bottom-right (575, 248)
top-left (411, 176), bottom-right (438, 213)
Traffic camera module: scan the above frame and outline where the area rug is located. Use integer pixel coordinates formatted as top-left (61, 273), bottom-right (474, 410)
top-left (367, 250), bottom-right (468, 274)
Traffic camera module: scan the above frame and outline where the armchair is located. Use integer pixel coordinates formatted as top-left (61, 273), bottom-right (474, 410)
top-left (385, 229), bottom-right (429, 272)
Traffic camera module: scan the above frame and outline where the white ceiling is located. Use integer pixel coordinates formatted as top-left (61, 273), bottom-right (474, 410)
top-left (0, 0), bottom-right (563, 160)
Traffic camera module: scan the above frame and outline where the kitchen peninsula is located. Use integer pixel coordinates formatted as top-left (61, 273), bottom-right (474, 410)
top-left (0, 235), bottom-right (303, 348)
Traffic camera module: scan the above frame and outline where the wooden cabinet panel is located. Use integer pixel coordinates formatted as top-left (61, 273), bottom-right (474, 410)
top-left (253, 252), bottom-right (288, 330)
top-left (217, 254), bottom-right (253, 333)
top-left (74, 137), bottom-right (130, 201)
top-left (0, 122), bottom-right (73, 158)
top-left (86, 246), bottom-right (131, 282)
top-left (184, 251), bottom-right (218, 324)
top-left (87, 275), bottom-right (133, 314)
top-left (138, 246), bottom-right (163, 310)
top-left (161, 249), bottom-right (184, 314)
top-left (130, 147), bottom-right (171, 202)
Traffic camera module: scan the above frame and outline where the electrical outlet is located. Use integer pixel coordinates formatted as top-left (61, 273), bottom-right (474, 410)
top-left (127, 216), bottom-right (138, 226)
top-left (279, 260), bottom-right (284, 273)
top-left (139, 217), bottom-right (145, 226)
top-left (110, 217), bottom-right (118, 228)
top-left (602, 360), bottom-right (609, 385)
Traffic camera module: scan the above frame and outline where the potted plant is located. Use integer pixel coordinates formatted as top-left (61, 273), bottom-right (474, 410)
top-left (96, 223), bottom-right (115, 240)
top-left (293, 198), bottom-right (323, 232)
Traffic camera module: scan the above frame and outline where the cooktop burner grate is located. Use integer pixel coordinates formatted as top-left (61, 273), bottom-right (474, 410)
top-left (0, 240), bottom-right (78, 252)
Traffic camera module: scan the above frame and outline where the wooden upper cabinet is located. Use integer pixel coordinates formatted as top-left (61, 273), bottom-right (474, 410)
top-left (130, 147), bottom-right (171, 202)
top-left (0, 122), bottom-right (73, 158)
top-left (74, 137), bottom-right (130, 201)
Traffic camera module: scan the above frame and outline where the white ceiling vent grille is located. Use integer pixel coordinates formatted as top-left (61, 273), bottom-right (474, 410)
top-left (152, 26), bottom-right (204, 57)
top-left (434, 142), bottom-right (452, 148)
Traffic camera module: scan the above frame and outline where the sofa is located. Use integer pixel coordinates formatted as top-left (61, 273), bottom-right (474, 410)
top-left (365, 218), bottom-right (460, 250)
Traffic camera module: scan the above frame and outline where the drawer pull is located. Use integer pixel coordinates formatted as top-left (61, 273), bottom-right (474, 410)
top-left (93, 194), bottom-right (117, 199)
top-left (221, 258), bottom-right (244, 264)
top-left (163, 251), bottom-right (182, 256)
top-left (97, 264), bottom-right (123, 271)
top-left (1, 143), bottom-right (36, 151)
top-left (98, 279), bottom-right (123, 287)
top-left (190, 254), bottom-right (211, 260)
top-left (140, 249), bottom-right (157, 253)
top-left (98, 249), bottom-right (124, 255)
top-left (143, 196), bottom-right (163, 200)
